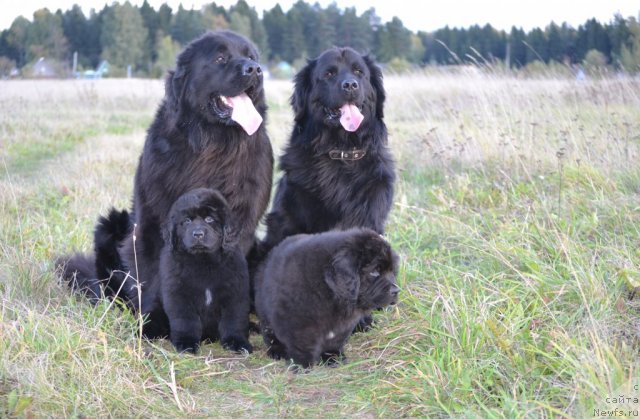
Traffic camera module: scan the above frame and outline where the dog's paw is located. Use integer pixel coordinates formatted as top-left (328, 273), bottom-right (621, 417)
top-left (173, 338), bottom-right (200, 354)
top-left (221, 336), bottom-right (253, 354)
top-left (321, 351), bottom-right (346, 367)
top-left (248, 320), bottom-right (261, 334)
top-left (352, 314), bottom-right (374, 333)
top-left (266, 346), bottom-right (285, 360)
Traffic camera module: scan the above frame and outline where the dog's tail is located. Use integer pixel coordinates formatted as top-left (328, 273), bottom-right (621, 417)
top-left (94, 208), bottom-right (133, 300)
top-left (55, 253), bottom-right (103, 304)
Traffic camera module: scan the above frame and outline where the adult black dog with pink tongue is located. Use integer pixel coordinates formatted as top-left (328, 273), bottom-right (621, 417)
top-left (256, 47), bottom-right (395, 258)
top-left (58, 31), bottom-right (273, 352)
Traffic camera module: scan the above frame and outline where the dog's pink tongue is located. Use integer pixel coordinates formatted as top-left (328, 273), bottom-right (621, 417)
top-left (228, 93), bottom-right (263, 136)
top-left (339, 104), bottom-right (364, 132)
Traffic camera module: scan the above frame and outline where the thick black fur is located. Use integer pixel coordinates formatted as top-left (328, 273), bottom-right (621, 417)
top-left (58, 31), bottom-right (273, 342)
top-left (160, 188), bottom-right (252, 354)
top-left (255, 228), bottom-right (399, 368)
top-left (94, 208), bottom-right (132, 298)
top-left (257, 47), bottom-right (395, 259)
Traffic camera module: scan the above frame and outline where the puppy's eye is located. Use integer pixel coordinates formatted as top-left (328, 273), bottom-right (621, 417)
top-left (369, 270), bottom-right (380, 278)
top-left (215, 55), bottom-right (226, 64)
top-left (204, 216), bottom-right (215, 224)
top-left (324, 70), bottom-right (335, 78)
top-left (354, 68), bottom-right (363, 76)
top-left (183, 217), bottom-right (192, 224)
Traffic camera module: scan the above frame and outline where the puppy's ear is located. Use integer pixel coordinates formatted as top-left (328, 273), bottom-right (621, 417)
top-left (364, 55), bottom-right (385, 119)
top-left (160, 220), bottom-right (175, 250)
top-left (222, 225), bottom-right (239, 251)
top-left (220, 207), bottom-right (239, 251)
top-left (290, 59), bottom-right (316, 123)
top-left (324, 247), bottom-right (360, 303)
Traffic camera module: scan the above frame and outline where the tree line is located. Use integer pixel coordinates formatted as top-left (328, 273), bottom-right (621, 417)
top-left (0, 0), bottom-right (638, 77)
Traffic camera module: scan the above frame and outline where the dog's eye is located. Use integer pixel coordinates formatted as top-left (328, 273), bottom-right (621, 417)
top-left (183, 217), bottom-right (192, 224)
top-left (324, 70), bottom-right (335, 78)
top-left (353, 68), bottom-right (364, 76)
top-left (369, 270), bottom-right (380, 278)
top-left (204, 216), bottom-right (215, 224)
top-left (215, 55), bottom-right (227, 64)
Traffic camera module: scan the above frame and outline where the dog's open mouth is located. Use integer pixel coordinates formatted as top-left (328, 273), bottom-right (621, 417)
top-left (324, 103), bottom-right (364, 132)
top-left (209, 88), bottom-right (262, 135)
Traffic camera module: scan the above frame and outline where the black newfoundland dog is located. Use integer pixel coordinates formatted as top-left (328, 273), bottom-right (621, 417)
top-left (59, 31), bottom-right (273, 348)
top-left (160, 188), bottom-right (251, 354)
top-left (257, 47), bottom-right (395, 258)
top-left (255, 228), bottom-right (399, 368)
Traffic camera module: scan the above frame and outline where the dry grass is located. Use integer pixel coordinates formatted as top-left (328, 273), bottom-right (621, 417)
top-left (1, 71), bottom-right (640, 417)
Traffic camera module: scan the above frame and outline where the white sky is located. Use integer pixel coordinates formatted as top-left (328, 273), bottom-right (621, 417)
top-left (1, 0), bottom-right (638, 33)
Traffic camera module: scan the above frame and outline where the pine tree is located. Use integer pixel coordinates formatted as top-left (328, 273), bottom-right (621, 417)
top-left (27, 8), bottom-right (69, 62)
top-left (620, 17), bottom-right (640, 72)
top-left (263, 4), bottom-right (287, 61)
top-left (101, 2), bottom-right (148, 71)
top-left (170, 5), bottom-right (206, 45)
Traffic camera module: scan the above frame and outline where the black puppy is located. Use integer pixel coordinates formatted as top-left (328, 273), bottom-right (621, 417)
top-left (160, 188), bottom-right (252, 354)
top-left (255, 228), bottom-right (399, 368)
top-left (258, 47), bottom-right (395, 256)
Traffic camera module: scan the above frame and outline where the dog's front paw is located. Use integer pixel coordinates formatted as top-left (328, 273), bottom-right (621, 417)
top-left (267, 345), bottom-right (285, 360)
top-left (321, 351), bottom-right (346, 367)
top-left (221, 336), bottom-right (253, 354)
top-left (172, 338), bottom-right (200, 354)
top-left (353, 314), bottom-right (374, 333)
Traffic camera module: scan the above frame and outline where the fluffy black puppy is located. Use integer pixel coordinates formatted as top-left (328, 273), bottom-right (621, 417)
top-left (255, 228), bottom-right (399, 368)
top-left (58, 31), bottom-right (273, 347)
top-left (160, 188), bottom-right (252, 354)
top-left (258, 47), bottom-right (395, 258)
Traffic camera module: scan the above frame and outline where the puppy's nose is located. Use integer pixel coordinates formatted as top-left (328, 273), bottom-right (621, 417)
top-left (243, 61), bottom-right (262, 76)
top-left (341, 78), bottom-right (359, 92)
top-left (192, 229), bottom-right (205, 240)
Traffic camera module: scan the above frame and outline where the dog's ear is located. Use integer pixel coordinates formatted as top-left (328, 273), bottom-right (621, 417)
top-left (364, 55), bottom-right (385, 119)
top-left (290, 59), bottom-right (316, 123)
top-left (166, 65), bottom-right (188, 112)
top-left (160, 219), bottom-right (175, 251)
top-left (324, 247), bottom-right (361, 303)
top-left (222, 224), bottom-right (239, 251)
top-left (219, 203), bottom-right (239, 251)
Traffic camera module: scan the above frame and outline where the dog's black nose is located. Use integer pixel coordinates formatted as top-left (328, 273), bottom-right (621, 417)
top-left (192, 229), bottom-right (205, 240)
top-left (243, 61), bottom-right (262, 76)
top-left (341, 78), bottom-right (359, 92)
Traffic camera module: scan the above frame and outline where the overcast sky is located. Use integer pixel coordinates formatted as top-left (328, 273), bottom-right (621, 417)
top-left (1, 0), bottom-right (638, 33)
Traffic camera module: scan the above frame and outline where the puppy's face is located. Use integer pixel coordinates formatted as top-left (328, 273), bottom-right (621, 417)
top-left (165, 188), bottom-right (229, 254)
top-left (356, 235), bottom-right (399, 309)
top-left (292, 47), bottom-right (385, 131)
top-left (325, 230), bottom-right (399, 310)
top-left (168, 31), bottom-right (265, 133)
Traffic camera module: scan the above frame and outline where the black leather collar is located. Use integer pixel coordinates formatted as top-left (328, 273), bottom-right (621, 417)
top-left (328, 149), bottom-right (367, 161)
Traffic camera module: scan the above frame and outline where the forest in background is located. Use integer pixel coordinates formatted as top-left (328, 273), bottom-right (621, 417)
top-left (0, 0), bottom-right (639, 78)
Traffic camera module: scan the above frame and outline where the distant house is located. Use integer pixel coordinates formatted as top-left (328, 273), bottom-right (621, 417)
top-left (77, 60), bottom-right (109, 79)
top-left (31, 57), bottom-right (58, 78)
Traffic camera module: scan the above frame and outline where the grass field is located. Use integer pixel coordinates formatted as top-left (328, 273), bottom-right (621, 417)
top-left (1, 71), bottom-right (640, 417)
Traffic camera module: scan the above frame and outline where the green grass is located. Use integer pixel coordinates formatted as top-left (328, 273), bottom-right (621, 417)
top-left (1, 73), bottom-right (640, 417)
